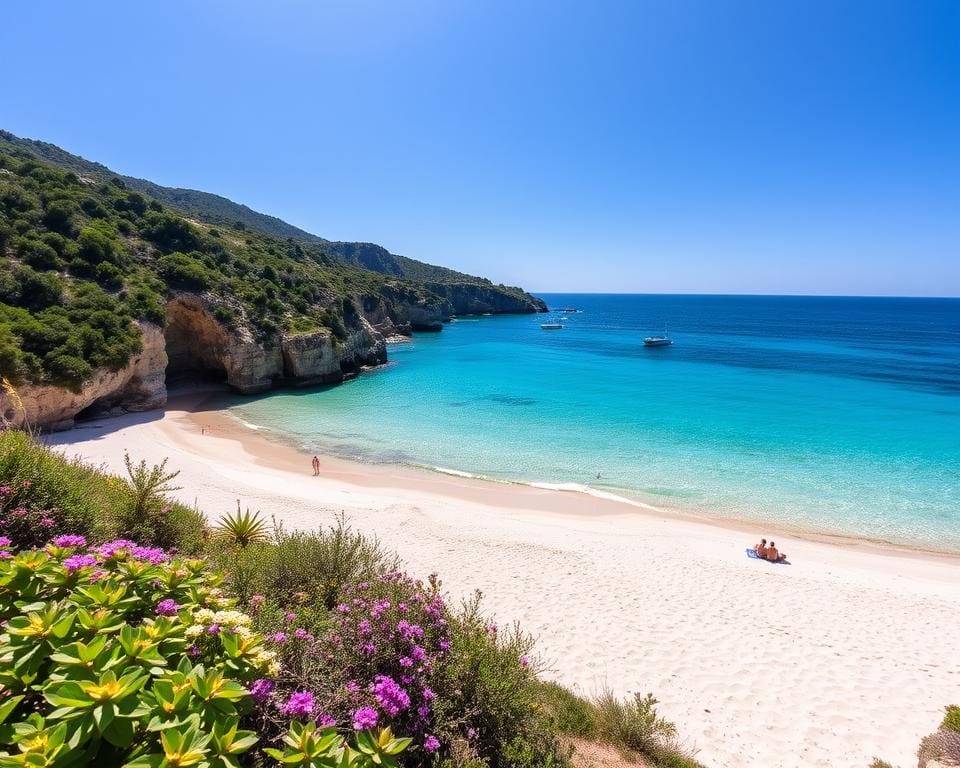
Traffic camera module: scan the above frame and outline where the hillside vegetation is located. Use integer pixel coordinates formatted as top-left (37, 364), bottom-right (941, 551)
top-left (0, 429), bottom-right (704, 768)
top-left (0, 146), bottom-right (436, 390)
top-left (0, 130), bottom-right (545, 312)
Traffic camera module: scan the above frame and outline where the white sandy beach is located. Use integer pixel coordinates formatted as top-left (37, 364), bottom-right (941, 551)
top-left (49, 396), bottom-right (960, 768)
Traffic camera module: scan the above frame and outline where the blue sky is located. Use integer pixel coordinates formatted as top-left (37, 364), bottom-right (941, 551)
top-left (3, 1), bottom-right (958, 295)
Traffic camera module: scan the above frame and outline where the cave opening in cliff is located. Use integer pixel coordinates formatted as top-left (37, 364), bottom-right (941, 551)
top-left (163, 299), bottom-right (230, 389)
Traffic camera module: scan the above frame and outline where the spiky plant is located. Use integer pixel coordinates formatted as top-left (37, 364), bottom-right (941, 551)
top-left (216, 502), bottom-right (270, 547)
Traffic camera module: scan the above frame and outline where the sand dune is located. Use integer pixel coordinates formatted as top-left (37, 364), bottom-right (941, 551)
top-left (49, 397), bottom-right (960, 768)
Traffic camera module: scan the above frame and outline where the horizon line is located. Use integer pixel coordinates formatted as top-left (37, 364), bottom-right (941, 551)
top-left (529, 291), bottom-right (960, 300)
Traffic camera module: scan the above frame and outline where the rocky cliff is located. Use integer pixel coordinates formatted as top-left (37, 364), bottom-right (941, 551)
top-left (1, 289), bottom-right (452, 430)
top-left (2, 323), bottom-right (168, 431)
top-left (425, 283), bottom-right (547, 315)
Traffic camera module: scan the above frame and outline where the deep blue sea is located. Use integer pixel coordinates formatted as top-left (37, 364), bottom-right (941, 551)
top-left (229, 294), bottom-right (960, 551)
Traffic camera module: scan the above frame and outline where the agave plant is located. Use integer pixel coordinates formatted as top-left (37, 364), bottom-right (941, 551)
top-left (216, 503), bottom-right (270, 547)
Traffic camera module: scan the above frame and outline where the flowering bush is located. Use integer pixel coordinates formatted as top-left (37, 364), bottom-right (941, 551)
top-left (0, 541), bottom-right (410, 767)
top-left (0, 487), bottom-right (66, 550)
top-left (251, 571), bottom-right (450, 761)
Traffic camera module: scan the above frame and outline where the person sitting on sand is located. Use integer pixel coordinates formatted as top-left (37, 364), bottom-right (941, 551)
top-left (755, 538), bottom-right (768, 558)
top-left (766, 541), bottom-right (787, 563)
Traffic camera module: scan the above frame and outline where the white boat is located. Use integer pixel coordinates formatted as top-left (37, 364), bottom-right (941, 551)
top-left (541, 322), bottom-right (563, 330)
top-left (643, 335), bottom-right (672, 347)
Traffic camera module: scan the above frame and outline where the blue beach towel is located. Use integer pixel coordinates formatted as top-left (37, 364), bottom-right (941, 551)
top-left (745, 547), bottom-right (790, 565)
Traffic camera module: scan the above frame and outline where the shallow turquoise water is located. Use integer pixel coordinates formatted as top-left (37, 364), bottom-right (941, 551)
top-left (229, 294), bottom-right (960, 551)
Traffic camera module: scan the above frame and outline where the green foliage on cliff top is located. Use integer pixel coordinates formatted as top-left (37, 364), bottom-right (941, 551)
top-left (0, 144), bottom-right (435, 388)
top-left (0, 130), bottom-right (545, 312)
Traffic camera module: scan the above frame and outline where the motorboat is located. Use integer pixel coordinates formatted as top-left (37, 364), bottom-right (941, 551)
top-left (541, 322), bottom-right (564, 330)
top-left (643, 335), bottom-right (672, 347)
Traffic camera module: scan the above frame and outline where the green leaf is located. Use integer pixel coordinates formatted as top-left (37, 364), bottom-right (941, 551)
top-left (0, 695), bottom-right (24, 724)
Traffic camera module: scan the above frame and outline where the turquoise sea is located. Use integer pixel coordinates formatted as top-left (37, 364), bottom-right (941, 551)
top-left (228, 294), bottom-right (960, 552)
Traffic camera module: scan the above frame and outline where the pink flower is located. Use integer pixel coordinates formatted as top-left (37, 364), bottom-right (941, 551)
top-left (271, 632), bottom-right (287, 644)
top-left (250, 678), bottom-right (274, 702)
top-left (0, 536), bottom-right (11, 548)
top-left (282, 691), bottom-right (315, 717)
top-left (424, 734), bottom-right (440, 753)
top-left (155, 599), bottom-right (178, 616)
top-left (250, 594), bottom-right (265, 609)
top-left (317, 714), bottom-right (336, 728)
top-left (352, 706), bottom-right (378, 730)
top-left (39, 518), bottom-right (55, 527)
top-left (373, 675), bottom-right (410, 716)
top-left (285, 612), bottom-right (297, 621)
top-left (0, 486), bottom-right (11, 496)
top-left (64, 554), bottom-right (97, 572)
top-left (52, 535), bottom-right (86, 548)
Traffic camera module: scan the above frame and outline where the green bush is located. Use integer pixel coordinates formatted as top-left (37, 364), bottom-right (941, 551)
top-left (0, 430), bottom-right (120, 540)
top-left (593, 690), bottom-right (701, 767)
top-left (209, 517), bottom-right (398, 608)
top-left (534, 681), bottom-right (597, 740)
top-left (0, 542), bottom-right (274, 766)
top-left (157, 251), bottom-right (213, 290)
top-left (434, 593), bottom-right (564, 768)
top-left (943, 705), bottom-right (960, 732)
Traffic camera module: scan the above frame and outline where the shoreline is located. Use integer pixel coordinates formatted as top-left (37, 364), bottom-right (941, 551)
top-left (49, 396), bottom-right (960, 768)
top-left (188, 390), bottom-right (960, 562)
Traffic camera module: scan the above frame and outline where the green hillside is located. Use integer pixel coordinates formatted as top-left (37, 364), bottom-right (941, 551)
top-left (0, 130), bottom-right (545, 310)
top-left (0, 145), bottom-right (432, 390)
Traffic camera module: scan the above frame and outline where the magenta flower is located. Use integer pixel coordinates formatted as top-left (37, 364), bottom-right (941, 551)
top-left (294, 628), bottom-right (314, 642)
top-left (250, 594), bottom-right (265, 609)
top-left (39, 518), bottom-right (56, 527)
top-left (0, 486), bottom-right (10, 495)
top-left (0, 536), bottom-right (11, 548)
top-left (399, 657), bottom-right (414, 668)
top-left (424, 735), bottom-right (440, 753)
top-left (317, 714), bottom-right (336, 728)
top-left (284, 612), bottom-right (297, 621)
top-left (421, 687), bottom-right (436, 702)
top-left (250, 678), bottom-right (274, 702)
top-left (187, 645), bottom-right (200, 657)
top-left (345, 680), bottom-right (360, 693)
top-left (519, 655), bottom-right (529, 667)
top-left (51, 534), bottom-right (86, 548)
top-left (352, 706), bottom-right (378, 730)
top-left (282, 691), bottom-right (315, 717)
top-left (64, 554), bottom-right (97, 572)
top-left (361, 642), bottom-right (376, 656)
top-left (155, 599), bottom-right (178, 616)
top-left (271, 632), bottom-right (287, 644)
top-left (207, 624), bottom-right (221, 635)
top-left (373, 675), bottom-right (410, 716)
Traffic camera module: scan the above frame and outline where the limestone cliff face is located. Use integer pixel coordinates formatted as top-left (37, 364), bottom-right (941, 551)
top-left (3, 323), bottom-right (167, 431)
top-left (425, 283), bottom-right (547, 315)
top-left (7, 285), bottom-right (532, 430)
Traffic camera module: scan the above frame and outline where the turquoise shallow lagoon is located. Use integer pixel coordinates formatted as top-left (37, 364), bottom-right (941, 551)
top-left (229, 294), bottom-right (960, 551)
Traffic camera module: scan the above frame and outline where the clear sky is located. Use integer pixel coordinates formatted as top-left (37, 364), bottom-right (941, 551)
top-left (3, 1), bottom-right (958, 296)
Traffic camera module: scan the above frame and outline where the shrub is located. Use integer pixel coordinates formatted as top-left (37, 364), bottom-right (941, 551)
top-left (0, 541), bottom-right (274, 765)
top-left (434, 593), bottom-right (562, 768)
top-left (0, 430), bottom-right (118, 541)
top-left (115, 452), bottom-right (208, 552)
top-left (943, 705), bottom-right (960, 732)
top-left (216, 504), bottom-right (270, 547)
top-left (0, 541), bottom-right (412, 768)
top-left (593, 690), bottom-right (701, 767)
top-left (246, 570), bottom-right (450, 762)
top-left (534, 681), bottom-right (597, 740)
top-left (210, 517), bottom-right (398, 609)
top-left (157, 251), bottom-right (212, 290)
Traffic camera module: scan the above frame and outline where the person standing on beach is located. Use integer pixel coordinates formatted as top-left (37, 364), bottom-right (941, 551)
top-left (311, 455), bottom-right (320, 476)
